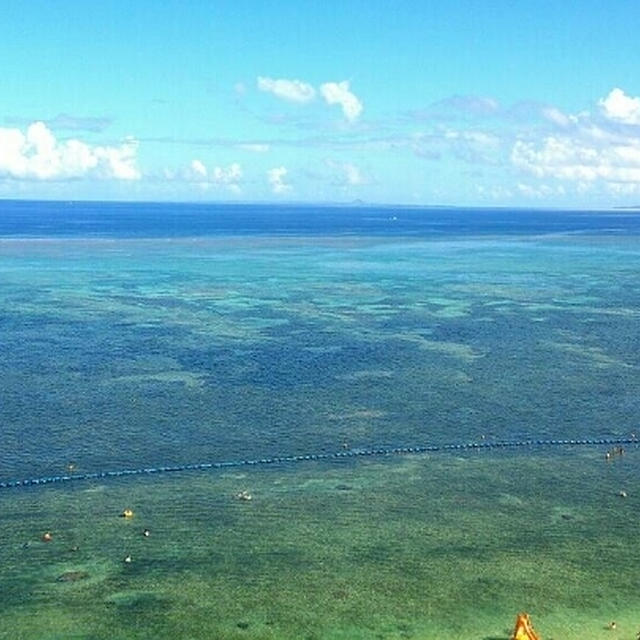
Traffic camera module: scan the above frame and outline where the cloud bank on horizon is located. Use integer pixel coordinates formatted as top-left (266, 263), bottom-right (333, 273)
top-left (3, 86), bottom-right (640, 206)
top-left (1, 2), bottom-right (639, 207)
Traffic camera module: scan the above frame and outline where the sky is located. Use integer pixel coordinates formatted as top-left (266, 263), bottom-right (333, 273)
top-left (1, 0), bottom-right (640, 207)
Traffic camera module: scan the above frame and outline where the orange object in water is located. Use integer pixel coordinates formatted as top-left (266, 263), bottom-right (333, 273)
top-left (511, 613), bottom-right (541, 640)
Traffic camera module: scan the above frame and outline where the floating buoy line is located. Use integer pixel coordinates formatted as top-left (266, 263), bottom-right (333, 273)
top-left (0, 436), bottom-right (637, 491)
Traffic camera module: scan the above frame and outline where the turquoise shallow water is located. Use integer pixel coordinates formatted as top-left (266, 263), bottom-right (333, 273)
top-left (1, 203), bottom-right (640, 638)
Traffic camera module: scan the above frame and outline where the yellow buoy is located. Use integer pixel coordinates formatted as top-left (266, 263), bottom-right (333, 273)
top-left (121, 509), bottom-right (134, 518)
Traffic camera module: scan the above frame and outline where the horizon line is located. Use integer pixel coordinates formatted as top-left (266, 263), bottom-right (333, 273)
top-left (1, 197), bottom-right (637, 213)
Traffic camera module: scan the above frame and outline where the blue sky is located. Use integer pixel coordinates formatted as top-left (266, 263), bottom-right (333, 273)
top-left (1, 0), bottom-right (640, 206)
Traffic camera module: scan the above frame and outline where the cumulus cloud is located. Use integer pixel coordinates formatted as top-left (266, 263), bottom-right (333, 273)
top-left (257, 77), bottom-right (316, 103)
top-left (0, 121), bottom-right (139, 180)
top-left (256, 76), bottom-right (364, 122)
top-left (511, 136), bottom-right (640, 184)
top-left (190, 159), bottom-right (207, 178)
top-left (267, 166), bottom-right (291, 194)
top-left (212, 163), bottom-right (242, 185)
top-left (599, 88), bottom-right (640, 125)
top-left (319, 81), bottom-right (363, 122)
top-left (185, 160), bottom-right (243, 192)
top-left (509, 88), bottom-right (640, 197)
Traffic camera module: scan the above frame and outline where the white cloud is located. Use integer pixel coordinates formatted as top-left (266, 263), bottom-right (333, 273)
top-left (511, 135), bottom-right (640, 184)
top-left (183, 161), bottom-right (242, 192)
top-left (320, 81), bottom-right (363, 122)
top-left (267, 166), bottom-right (291, 194)
top-left (212, 163), bottom-right (242, 185)
top-left (257, 77), bottom-right (316, 103)
top-left (0, 121), bottom-right (140, 180)
top-left (512, 89), bottom-right (640, 194)
top-left (94, 138), bottom-right (140, 180)
top-left (190, 159), bottom-right (207, 178)
top-left (599, 88), bottom-right (640, 125)
top-left (255, 76), bottom-right (364, 122)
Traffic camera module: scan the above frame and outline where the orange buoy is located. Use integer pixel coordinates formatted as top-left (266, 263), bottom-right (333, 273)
top-left (511, 613), bottom-right (541, 640)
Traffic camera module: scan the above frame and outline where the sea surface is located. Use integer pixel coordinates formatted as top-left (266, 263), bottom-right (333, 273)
top-left (1, 200), bottom-right (639, 640)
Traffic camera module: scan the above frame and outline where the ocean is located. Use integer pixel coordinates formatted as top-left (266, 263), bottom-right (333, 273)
top-left (0, 200), bottom-right (639, 639)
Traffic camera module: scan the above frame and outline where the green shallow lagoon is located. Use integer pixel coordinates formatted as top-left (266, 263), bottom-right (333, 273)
top-left (1, 449), bottom-right (639, 640)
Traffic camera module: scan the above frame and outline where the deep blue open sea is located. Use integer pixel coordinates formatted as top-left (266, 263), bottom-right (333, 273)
top-left (1, 200), bottom-right (639, 238)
